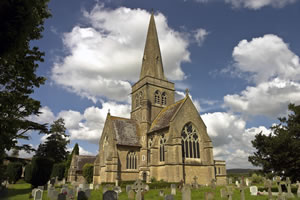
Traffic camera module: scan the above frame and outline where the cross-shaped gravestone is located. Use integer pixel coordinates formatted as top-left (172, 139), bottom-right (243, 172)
top-left (240, 177), bottom-right (246, 200)
top-left (132, 179), bottom-right (145, 200)
top-left (159, 190), bottom-right (164, 197)
top-left (266, 179), bottom-right (273, 200)
top-left (34, 189), bottom-right (43, 200)
top-left (276, 176), bottom-right (283, 198)
top-left (192, 176), bottom-right (199, 189)
top-left (285, 177), bottom-right (294, 198)
top-left (296, 181), bottom-right (300, 198)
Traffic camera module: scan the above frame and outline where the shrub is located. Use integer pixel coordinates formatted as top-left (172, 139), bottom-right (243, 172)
top-left (24, 164), bottom-right (32, 183)
top-left (82, 163), bottom-right (93, 183)
top-left (6, 162), bottom-right (22, 184)
top-left (51, 163), bottom-right (65, 181)
top-left (251, 173), bottom-right (263, 184)
top-left (31, 157), bottom-right (54, 187)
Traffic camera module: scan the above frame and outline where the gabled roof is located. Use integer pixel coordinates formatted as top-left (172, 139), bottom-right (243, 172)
top-left (110, 116), bottom-right (140, 147)
top-left (149, 98), bottom-right (186, 132)
top-left (75, 155), bottom-right (96, 171)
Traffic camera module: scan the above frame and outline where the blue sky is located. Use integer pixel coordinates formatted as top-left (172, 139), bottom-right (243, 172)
top-left (17, 0), bottom-right (300, 168)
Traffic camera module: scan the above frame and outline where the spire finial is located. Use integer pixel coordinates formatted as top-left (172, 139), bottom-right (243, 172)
top-left (185, 88), bottom-right (189, 96)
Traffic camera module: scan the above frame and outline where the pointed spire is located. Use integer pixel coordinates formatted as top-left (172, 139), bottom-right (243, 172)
top-left (140, 12), bottom-right (166, 80)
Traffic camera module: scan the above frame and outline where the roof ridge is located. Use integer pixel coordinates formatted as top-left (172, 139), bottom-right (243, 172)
top-left (110, 115), bottom-right (131, 121)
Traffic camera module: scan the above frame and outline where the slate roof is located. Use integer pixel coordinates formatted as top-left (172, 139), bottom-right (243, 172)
top-left (149, 98), bottom-right (186, 132)
top-left (75, 155), bottom-right (96, 170)
top-left (110, 116), bottom-right (140, 147)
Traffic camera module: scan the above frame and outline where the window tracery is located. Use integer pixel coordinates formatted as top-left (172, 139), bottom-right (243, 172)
top-left (181, 123), bottom-right (200, 159)
top-left (139, 91), bottom-right (143, 106)
top-left (160, 135), bottom-right (166, 161)
top-left (154, 90), bottom-right (161, 104)
top-left (162, 92), bottom-right (167, 105)
top-left (126, 151), bottom-right (137, 169)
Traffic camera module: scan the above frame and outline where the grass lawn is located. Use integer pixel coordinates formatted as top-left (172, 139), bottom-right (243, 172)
top-left (1, 183), bottom-right (300, 200)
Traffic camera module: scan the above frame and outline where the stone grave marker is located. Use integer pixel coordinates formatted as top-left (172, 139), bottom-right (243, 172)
top-left (171, 184), bottom-right (176, 195)
top-left (95, 184), bottom-right (100, 190)
top-left (181, 184), bottom-right (191, 200)
top-left (132, 179), bottom-right (146, 200)
top-left (211, 179), bottom-right (216, 190)
top-left (285, 177), bottom-right (294, 198)
top-left (240, 177), bottom-right (246, 200)
top-left (276, 176), bottom-right (283, 198)
top-left (204, 192), bottom-right (214, 200)
top-left (89, 184), bottom-right (94, 190)
top-left (228, 178), bottom-right (232, 185)
top-left (128, 189), bottom-right (135, 200)
top-left (78, 190), bottom-right (88, 200)
top-left (192, 176), bottom-right (199, 189)
top-left (226, 186), bottom-right (233, 200)
top-left (265, 179), bottom-right (273, 199)
top-left (126, 185), bottom-right (132, 193)
top-left (145, 184), bottom-right (149, 191)
top-left (220, 188), bottom-right (227, 198)
top-left (50, 190), bottom-right (59, 200)
top-left (250, 186), bottom-right (258, 196)
top-left (103, 185), bottom-right (109, 193)
top-left (113, 186), bottom-right (122, 194)
top-left (47, 187), bottom-right (55, 198)
top-left (32, 188), bottom-right (37, 197)
top-left (159, 190), bottom-right (164, 197)
top-left (57, 193), bottom-right (66, 200)
top-left (235, 180), bottom-right (240, 188)
top-left (103, 190), bottom-right (118, 200)
top-left (165, 194), bottom-right (174, 200)
top-left (34, 189), bottom-right (43, 200)
top-left (245, 178), bottom-right (249, 186)
top-left (297, 181), bottom-right (300, 197)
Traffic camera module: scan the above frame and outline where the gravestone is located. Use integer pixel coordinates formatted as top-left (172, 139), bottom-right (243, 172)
top-left (144, 184), bottom-right (149, 191)
top-left (57, 193), bottom-right (66, 200)
top-left (165, 194), bottom-right (174, 200)
top-left (38, 186), bottom-right (44, 190)
top-left (103, 190), bottom-right (118, 200)
top-left (113, 186), bottom-right (122, 194)
top-left (235, 180), bottom-right (240, 188)
top-left (205, 192), bottom-right (214, 200)
top-left (276, 176), bottom-right (283, 199)
top-left (226, 186), bottom-right (233, 200)
top-left (220, 188), bottom-right (227, 198)
top-left (171, 184), bottom-right (176, 195)
top-left (285, 177), bottom-right (294, 198)
top-left (240, 177), bottom-right (246, 200)
top-left (50, 190), bottom-right (59, 200)
top-left (245, 178), bottom-right (249, 186)
top-left (181, 184), bottom-right (191, 200)
top-left (228, 178), bottom-right (232, 185)
top-left (126, 185), bottom-right (132, 193)
top-left (128, 189), bottom-right (135, 200)
top-left (132, 179), bottom-right (146, 200)
top-left (103, 185), bottom-right (109, 193)
top-left (77, 190), bottom-right (88, 200)
top-left (34, 189), bottom-right (43, 200)
top-left (95, 184), bottom-right (100, 190)
top-left (68, 188), bottom-right (76, 199)
top-left (250, 186), bottom-right (258, 196)
top-left (32, 188), bottom-right (37, 197)
top-left (265, 179), bottom-right (273, 200)
top-left (89, 184), bottom-right (94, 190)
top-left (297, 181), bottom-right (300, 198)
top-left (159, 190), bottom-right (164, 197)
top-left (47, 187), bottom-right (55, 198)
top-left (115, 179), bottom-right (118, 186)
top-left (211, 179), bottom-right (216, 190)
top-left (192, 176), bottom-right (199, 189)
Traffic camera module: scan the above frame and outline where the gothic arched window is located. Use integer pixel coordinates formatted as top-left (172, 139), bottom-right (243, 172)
top-left (162, 92), bottom-right (167, 105)
top-left (160, 135), bottom-right (166, 161)
top-left (126, 151), bottom-right (137, 169)
top-left (135, 94), bottom-right (139, 108)
top-left (154, 90), bottom-right (161, 104)
top-left (181, 123), bottom-right (200, 159)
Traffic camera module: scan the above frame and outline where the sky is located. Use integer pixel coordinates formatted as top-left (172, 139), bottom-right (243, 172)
top-left (15, 0), bottom-right (300, 169)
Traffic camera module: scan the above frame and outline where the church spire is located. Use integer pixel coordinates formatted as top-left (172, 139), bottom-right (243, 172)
top-left (140, 12), bottom-right (166, 81)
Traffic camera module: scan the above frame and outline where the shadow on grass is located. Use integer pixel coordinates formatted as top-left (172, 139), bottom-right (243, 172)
top-left (0, 187), bottom-right (32, 199)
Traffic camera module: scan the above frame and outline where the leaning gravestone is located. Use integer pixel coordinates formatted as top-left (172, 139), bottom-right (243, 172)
top-left (34, 189), bottom-right (43, 200)
top-left (171, 184), bottom-right (176, 195)
top-left (165, 194), bottom-right (174, 200)
top-left (103, 190), bottom-right (118, 200)
top-left (204, 192), bottom-right (214, 200)
top-left (181, 184), bottom-right (191, 200)
top-left (250, 186), bottom-right (258, 196)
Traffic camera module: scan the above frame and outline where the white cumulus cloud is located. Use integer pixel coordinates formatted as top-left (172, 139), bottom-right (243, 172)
top-left (194, 28), bottom-right (209, 46)
top-left (51, 5), bottom-right (190, 103)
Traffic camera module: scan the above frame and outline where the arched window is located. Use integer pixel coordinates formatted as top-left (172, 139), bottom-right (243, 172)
top-left (154, 90), bottom-right (161, 104)
top-left (181, 123), bottom-right (200, 159)
top-left (126, 151), bottom-right (137, 169)
top-left (148, 137), bottom-right (153, 163)
top-left (161, 92), bottom-right (167, 105)
top-left (160, 135), bottom-right (166, 161)
top-left (139, 91), bottom-right (143, 105)
top-left (135, 94), bottom-right (139, 108)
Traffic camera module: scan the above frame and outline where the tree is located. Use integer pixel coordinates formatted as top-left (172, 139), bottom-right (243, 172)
top-left (82, 163), bottom-right (94, 184)
top-left (0, 0), bottom-right (51, 184)
top-left (249, 104), bottom-right (300, 182)
top-left (64, 143), bottom-right (79, 178)
top-left (30, 157), bottom-right (54, 187)
top-left (35, 118), bottom-right (69, 163)
top-left (6, 162), bottom-right (22, 184)
top-left (51, 163), bottom-right (65, 181)
top-left (24, 164), bottom-right (33, 183)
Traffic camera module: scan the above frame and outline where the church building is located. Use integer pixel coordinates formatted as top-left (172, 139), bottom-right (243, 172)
top-left (93, 13), bottom-right (226, 185)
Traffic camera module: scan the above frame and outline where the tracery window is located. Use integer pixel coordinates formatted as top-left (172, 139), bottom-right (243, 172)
top-left (161, 92), bottom-right (167, 105)
top-left (135, 94), bottom-right (139, 108)
top-left (126, 151), bottom-right (137, 169)
top-left (181, 123), bottom-right (200, 159)
top-left (154, 90), bottom-right (161, 104)
top-left (160, 135), bottom-right (166, 161)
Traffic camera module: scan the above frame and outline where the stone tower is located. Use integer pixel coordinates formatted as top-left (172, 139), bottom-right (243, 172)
top-left (131, 13), bottom-right (175, 169)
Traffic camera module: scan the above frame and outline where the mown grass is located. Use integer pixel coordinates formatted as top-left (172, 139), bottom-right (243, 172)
top-left (1, 183), bottom-right (300, 200)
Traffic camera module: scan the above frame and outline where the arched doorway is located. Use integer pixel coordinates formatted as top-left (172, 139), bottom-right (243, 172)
top-left (142, 172), bottom-right (147, 182)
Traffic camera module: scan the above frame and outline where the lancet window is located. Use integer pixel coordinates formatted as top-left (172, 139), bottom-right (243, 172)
top-left (139, 91), bottom-right (143, 105)
top-left (161, 92), bottom-right (167, 105)
top-left (135, 94), bottom-right (139, 108)
top-left (154, 90), bottom-right (161, 104)
top-left (181, 123), bottom-right (200, 159)
top-left (160, 135), bottom-right (166, 162)
top-left (126, 151), bottom-right (137, 169)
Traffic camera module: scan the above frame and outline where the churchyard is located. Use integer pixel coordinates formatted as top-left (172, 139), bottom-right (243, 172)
top-left (1, 175), bottom-right (300, 200)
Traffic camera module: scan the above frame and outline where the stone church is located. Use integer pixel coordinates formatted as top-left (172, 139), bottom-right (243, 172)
top-left (93, 13), bottom-right (226, 185)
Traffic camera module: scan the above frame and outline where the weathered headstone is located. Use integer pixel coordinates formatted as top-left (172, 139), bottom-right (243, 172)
top-left (132, 179), bottom-right (145, 200)
top-left (77, 190), bottom-right (88, 200)
top-left (165, 194), bottom-right (174, 200)
top-left (228, 178), bottom-right (232, 185)
top-left (144, 184), bottom-right (149, 191)
top-left (89, 184), bottom-right (94, 190)
top-left (245, 178), bottom-right (249, 186)
top-left (57, 193), bottom-right (66, 200)
top-left (159, 190), bottom-right (164, 197)
top-left (128, 189), bottom-right (135, 200)
top-left (95, 184), bottom-right (100, 190)
top-left (285, 177), bottom-right (294, 198)
top-left (113, 186), bottom-right (122, 194)
top-left (181, 184), bottom-right (191, 200)
top-left (211, 179), bottom-right (216, 190)
top-left (235, 180), bottom-right (240, 188)
top-left (265, 179), bottom-right (273, 200)
top-left (32, 188), bottom-right (37, 197)
top-left (220, 188), bottom-right (227, 198)
top-left (115, 179), bottom-right (118, 186)
top-left (204, 192), bottom-right (214, 200)
top-left (171, 184), bottom-right (176, 195)
top-left (192, 176), bottom-right (199, 189)
top-left (126, 185), bottom-right (132, 193)
top-left (34, 189), bottom-right (43, 200)
top-left (250, 186), bottom-right (258, 196)
top-left (103, 190), bottom-right (118, 200)
top-left (276, 176), bottom-right (283, 199)
top-left (226, 186), bottom-right (233, 200)
top-left (240, 177), bottom-right (246, 200)
top-left (50, 190), bottom-right (59, 200)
